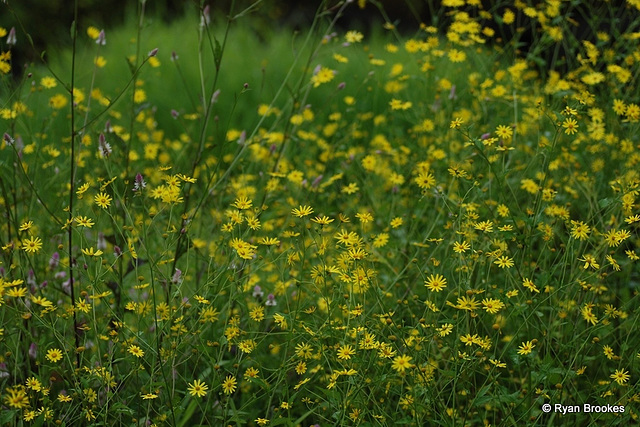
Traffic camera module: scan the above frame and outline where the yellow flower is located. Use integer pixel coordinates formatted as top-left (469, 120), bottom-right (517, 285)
top-left (311, 215), bottom-right (334, 225)
top-left (448, 49), bottom-right (466, 63)
top-left (391, 354), bottom-right (414, 373)
top-left (232, 196), bottom-right (252, 210)
top-left (46, 348), bottom-right (63, 363)
top-left (522, 278), bottom-right (539, 293)
top-left (4, 386), bottom-right (29, 409)
top-left (134, 89), bottom-right (147, 103)
top-left (450, 117), bottom-right (463, 129)
top-left (87, 26), bottom-right (101, 39)
top-left (94, 56), bottom-right (107, 68)
top-left (221, 375), bottom-right (237, 394)
top-left (570, 220), bottom-right (590, 240)
top-left (58, 393), bottom-right (72, 402)
top-left (611, 369), bottom-right (630, 385)
top-left (453, 241), bottom-right (470, 253)
top-left (291, 205), bottom-right (314, 218)
top-left (345, 30), bottom-right (363, 43)
top-left (81, 247), bottom-right (103, 257)
top-left (94, 192), bottom-right (112, 209)
top-left (25, 377), bottom-right (42, 392)
top-left (414, 172), bottom-right (435, 189)
top-left (188, 379), bottom-right (209, 397)
top-left (310, 67), bottom-right (335, 88)
top-left (19, 220), bottom-right (33, 231)
top-left (337, 344), bottom-right (356, 360)
top-left (128, 345), bottom-right (144, 358)
top-left (482, 298), bottom-right (505, 314)
top-left (424, 274), bottom-right (447, 292)
top-left (562, 118), bottom-right (579, 135)
top-left (494, 255), bottom-right (514, 268)
top-left (74, 216), bottom-right (94, 228)
top-left (495, 124), bottom-right (513, 140)
top-left (49, 94), bottom-right (68, 109)
top-left (22, 236), bottom-right (42, 253)
top-left (517, 340), bottom-right (535, 355)
top-left (40, 76), bottom-right (57, 89)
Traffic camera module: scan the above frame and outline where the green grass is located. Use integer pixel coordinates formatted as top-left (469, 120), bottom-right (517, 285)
top-left (1, 1), bottom-right (640, 426)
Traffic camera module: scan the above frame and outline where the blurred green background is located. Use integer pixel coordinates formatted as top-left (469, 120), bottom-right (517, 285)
top-left (1, 0), bottom-right (427, 73)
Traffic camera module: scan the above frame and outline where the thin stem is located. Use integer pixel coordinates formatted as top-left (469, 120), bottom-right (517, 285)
top-left (68, 0), bottom-right (81, 370)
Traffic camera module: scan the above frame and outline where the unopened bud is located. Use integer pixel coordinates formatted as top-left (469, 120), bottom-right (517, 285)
top-left (96, 30), bottom-right (106, 46)
top-left (237, 130), bottom-right (246, 146)
top-left (201, 5), bottom-right (211, 27)
top-left (148, 48), bottom-right (158, 57)
top-left (7, 27), bottom-right (16, 46)
top-left (211, 89), bottom-right (220, 104)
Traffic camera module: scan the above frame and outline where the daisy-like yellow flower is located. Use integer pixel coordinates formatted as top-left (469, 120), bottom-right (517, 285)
top-left (424, 274), bottom-right (447, 292)
top-left (579, 254), bottom-right (599, 270)
top-left (86, 26), bottom-right (101, 39)
top-left (81, 247), bottom-right (103, 257)
top-left (39, 76), bottom-right (57, 89)
top-left (221, 375), bottom-right (237, 394)
top-left (450, 117), bottom-right (463, 129)
top-left (310, 67), bottom-right (335, 88)
top-left (494, 255), bottom-right (514, 268)
top-left (610, 369), bottom-right (630, 385)
top-left (128, 345), bottom-right (144, 358)
top-left (522, 278), bottom-right (539, 293)
top-left (603, 345), bottom-right (615, 360)
top-left (94, 192), bottom-right (112, 209)
top-left (58, 393), bottom-right (72, 402)
top-left (414, 172), bottom-right (436, 189)
top-left (25, 377), bottom-right (42, 392)
top-left (337, 344), bottom-right (356, 360)
top-left (291, 205), bottom-right (314, 218)
top-left (495, 124), bottom-right (513, 140)
top-left (46, 348), bottom-right (63, 363)
top-left (345, 30), bottom-right (363, 43)
top-left (489, 359), bottom-right (507, 368)
top-left (391, 355), bottom-right (414, 373)
top-left (453, 241), bottom-right (470, 253)
top-left (74, 216), bottom-right (94, 228)
top-left (22, 236), bottom-right (42, 253)
top-left (481, 298), bottom-right (505, 314)
top-left (188, 379), bottom-right (209, 397)
top-left (390, 217), bottom-right (403, 228)
top-left (311, 215), bottom-right (334, 225)
top-left (231, 196), bottom-right (252, 210)
top-left (454, 296), bottom-right (480, 311)
top-left (19, 221), bottom-right (33, 231)
top-left (4, 386), bottom-right (29, 409)
top-left (76, 182), bottom-right (90, 196)
top-left (562, 118), bottom-right (579, 135)
top-left (517, 340), bottom-right (535, 355)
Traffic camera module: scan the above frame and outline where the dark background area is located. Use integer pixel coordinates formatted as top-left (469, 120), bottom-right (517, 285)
top-left (1, 0), bottom-right (637, 78)
top-left (1, 0), bottom-right (425, 72)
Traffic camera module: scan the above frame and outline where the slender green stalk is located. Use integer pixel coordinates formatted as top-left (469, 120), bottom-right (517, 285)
top-left (68, 0), bottom-right (81, 370)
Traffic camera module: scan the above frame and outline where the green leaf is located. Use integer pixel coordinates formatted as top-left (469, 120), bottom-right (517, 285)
top-left (214, 37), bottom-right (222, 70)
top-left (598, 198), bottom-right (612, 209)
top-left (177, 399), bottom-right (198, 427)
